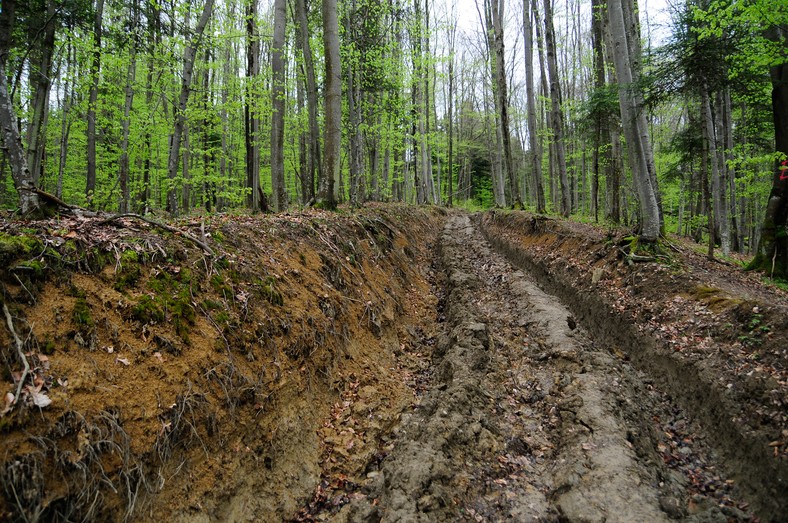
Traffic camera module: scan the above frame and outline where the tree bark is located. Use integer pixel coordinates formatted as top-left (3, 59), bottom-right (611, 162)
top-left (447, 20), bottom-right (456, 207)
top-left (245, 0), bottom-right (261, 210)
top-left (86, 0), bottom-right (104, 207)
top-left (118, 0), bottom-right (139, 214)
top-left (0, 0), bottom-right (40, 214)
top-left (523, 0), bottom-right (545, 213)
top-left (591, 0), bottom-right (606, 222)
top-left (56, 42), bottom-right (75, 200)
top-left (491, 0), bottom-right (520, 207)
top-left (166, 0), bottom-right (214, 216)
top-left (749, 58), bottom-right (788, 277)
top-left (271, 0), bottom-right (287, 211)
top-left (0, 64), bottom-right (40, 214)
top-left (319, 0), bottom-right (341, 209)
top-left (607, 0), bottom-right (660, 240)
top-left (543, 0), bottom-right (569, 217)
top-left (704, 86), bottom-right (730, 254)
top-left (295, 0), bottom-right (320, 203)
top-left (25, 0), bottom-right (56, 190)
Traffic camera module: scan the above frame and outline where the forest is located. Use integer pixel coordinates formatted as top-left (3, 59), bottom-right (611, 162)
top-left (2, 0), bottom-right (788, 519)
top-left (1, 0), bottom-right (787, 272)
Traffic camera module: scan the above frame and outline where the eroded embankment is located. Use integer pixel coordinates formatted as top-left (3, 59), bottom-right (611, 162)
top-left (478, 211), bottom-right (788, 521)
top-left (0, 205), bottom-right (444, 522)
top-left (343, 214), bottom-right (698, 522)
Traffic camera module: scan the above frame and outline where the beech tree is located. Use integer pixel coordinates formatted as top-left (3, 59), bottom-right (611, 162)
top-left (0, 0), bottom-right (783, 266)
top-left (271, 0), bottom-right (287, 211)
top-left (607, 0), bottom-right (661, 240)
top-left (523, 0), bottom-right (545, 213)
top-left (542, 0), bottom-right (569, 216)
top-left (166, 0), bottom-right (215, 216)
top-left (0, 0), bottom-right (40, 215)
top-left (318, 0), bottom-right (341, 209)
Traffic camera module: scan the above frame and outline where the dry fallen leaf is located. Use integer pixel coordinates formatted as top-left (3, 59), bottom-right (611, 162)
top-left (1, 392), bottom-right (14, 416)
top-left (116, 356), bottom-right (130, 366)
top-left (30, 389), bottom-right (52, 408)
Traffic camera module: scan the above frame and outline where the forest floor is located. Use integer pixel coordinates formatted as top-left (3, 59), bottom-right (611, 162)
top-left (0, 204), bottom-right (785, 522)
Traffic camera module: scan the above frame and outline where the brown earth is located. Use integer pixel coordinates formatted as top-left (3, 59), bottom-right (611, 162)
top-left (0, 206), bottom-right (785, 522)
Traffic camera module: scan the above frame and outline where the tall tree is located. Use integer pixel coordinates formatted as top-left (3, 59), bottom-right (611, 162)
top-left (543, 0), bottom-right (570, 216)
top-left (319, 0), bottom-right (341, 209)
top-left (166, 0), bottom-right (215, 216)
top-left (0, 0), bottom-right (40, 215)
top-left (523, 0), bottom-right (545, 213)
top-left (271, 0), bottom-right (287, 211)
top-left (118, 0), bottom-right (140, 213)
top-left (607, 0), bottom-right (660, 240)
top-left (295, 0), bottom-right (320, 204)
top-left (85, 0), bottom-right (104, 207)
top-left (750, 60), bottom-right (788, 276)
top-left (25, 0), bottom-right (57, 189)
top-left (490, 0), bottom-right (521, 207)
top-left (245, 0), bottom-right (262, 210)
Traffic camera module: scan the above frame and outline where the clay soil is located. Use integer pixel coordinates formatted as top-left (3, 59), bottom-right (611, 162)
top-left (0, 205), bottom-right (786, 522)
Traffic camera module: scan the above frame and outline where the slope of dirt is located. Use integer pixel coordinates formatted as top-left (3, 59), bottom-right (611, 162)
top-left (479, 210), bottom-right (787, 521)
top-left (0, 204), bottom-right (445, 522)
top-left (341, 215), bottom-right (678, 522)
top-left (2, 206), bottom-right (786, 522)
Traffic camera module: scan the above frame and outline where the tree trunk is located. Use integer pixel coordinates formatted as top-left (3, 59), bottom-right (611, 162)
top-left (749, 59), bottom-right (788, 277)
top-left (24, 0), bottom-right (56, 191)
top-left (346, 13), bottom-right (364, 207)
top-left (524, 0), bottom-right (545, 213)
top-left (118, 0), bottom-right (139, 214)
top-left (166, 0), bottom-right (214, 216)
top-left (606, 0), bottom-right (660, 240)
top-left (271, 0), bottom-right (287, 211)
top-left (295, 0), bottom-right (320, 203)
top-left (702, 113), bottom-right (714, 259)
top-left (245, 0), bottom-right (261, 210)
top-left (57, 42), bottom-right (75, 200)
top-left (182, 124), bottom-right (191, 213)
top-left (447, 24), bottom-right (455, 207)
top-left (0, 62), bottom-right (40, 214)
top-left (723, 88), bottom-right (741, 251)
top-left (0, 0), bottom-right (40, 214)
top-left (591, 0), bottom-right (606, 222)
top-left (704, 86), bottom-right (730, 254)
top-left (86, 0), bottom-right (104, 207)
top-left (543, 0), bottom-right (569, 217)
top-left (319, 0), bottom-right (341, 209)
top-left (491, 0), bottom-right (520, 207)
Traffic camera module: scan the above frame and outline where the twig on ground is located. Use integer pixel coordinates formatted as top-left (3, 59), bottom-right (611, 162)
top-left (3, 303), bottom-right (29, 406)
top-left (99, 213), bottom-right (215, 256)
top-left (12, 274), bottom-right (36, 303)
top-left (32, 187), bottom-right (76, 210)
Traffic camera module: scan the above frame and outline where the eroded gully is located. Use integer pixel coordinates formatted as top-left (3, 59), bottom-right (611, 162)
top-left (342, 213), bottom-right (730, 522)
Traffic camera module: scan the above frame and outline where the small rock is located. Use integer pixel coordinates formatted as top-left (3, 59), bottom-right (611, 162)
top-left (659, 495), bottom-right (687, 519)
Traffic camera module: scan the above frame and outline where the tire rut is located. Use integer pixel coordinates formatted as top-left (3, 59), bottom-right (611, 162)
top-left (348, 214), bottom-right (698, 522)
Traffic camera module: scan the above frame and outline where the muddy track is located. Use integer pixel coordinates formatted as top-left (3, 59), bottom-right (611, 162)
top-left (477, 212), bottom-right (787, 521)
top-left (342, 214), bottom-right (758, 522)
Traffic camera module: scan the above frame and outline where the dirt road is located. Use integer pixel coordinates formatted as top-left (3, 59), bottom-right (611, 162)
top-left (2, 207), bottom-right (783, 522)
top-left (340, 214), bottom-right (754, 522)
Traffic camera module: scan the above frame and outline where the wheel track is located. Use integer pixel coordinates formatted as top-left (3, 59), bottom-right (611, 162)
top-left (347, 214), bottom-right (705, 522)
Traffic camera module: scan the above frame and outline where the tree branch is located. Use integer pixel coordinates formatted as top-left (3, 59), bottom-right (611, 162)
top-left (99, 213), bottom-right (215, 256)
top-left (3, 303), bottom-right (28, 406)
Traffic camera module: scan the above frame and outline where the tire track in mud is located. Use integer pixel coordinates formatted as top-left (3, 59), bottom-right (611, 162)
top-left (348, 215), bottom-right (693, 522)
